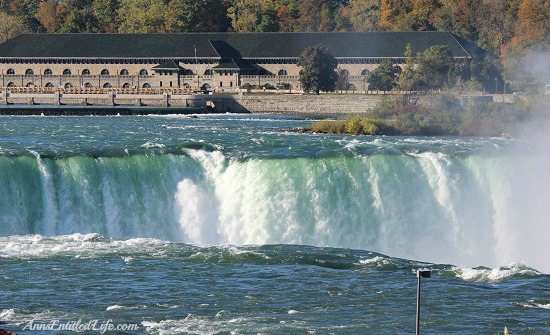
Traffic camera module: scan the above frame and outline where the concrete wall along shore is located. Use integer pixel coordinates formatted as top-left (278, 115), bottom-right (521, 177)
top-left (0, 90), bottom-right (385, 114)
top-left (0, 90), bottom-right (514, 115)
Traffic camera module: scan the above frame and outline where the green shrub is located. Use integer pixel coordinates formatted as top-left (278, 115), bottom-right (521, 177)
top-left (307, 120), bottom-right (346, 134)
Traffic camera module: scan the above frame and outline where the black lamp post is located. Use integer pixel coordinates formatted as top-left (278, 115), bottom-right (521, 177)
top-left (416, 269), bottom-right (432, 335)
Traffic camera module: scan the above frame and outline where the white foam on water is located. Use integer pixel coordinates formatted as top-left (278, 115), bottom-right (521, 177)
top-left (452, 262), bottom-right (540, 282)
top-left (518, 301), bottom-right (550, 310)
top-left (0, 308), bottom-right (15, 319)
top-left (358, 256), bottom-right (387, 265)
top-left (141, 141), bottom-right (166, 149)
top-left (106, 304), bottom-right (146, 311)
top-left (0, 234), bottom-right (169, 259)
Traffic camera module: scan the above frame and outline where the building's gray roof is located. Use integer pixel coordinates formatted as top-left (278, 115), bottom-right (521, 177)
top-left (151, 60), bottom-right (184, 71)
top-left (0, 32), bottom-right (495, 60)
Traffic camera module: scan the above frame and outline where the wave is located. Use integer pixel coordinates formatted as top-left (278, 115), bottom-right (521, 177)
top-left (441, 263), bottom-right (541, 282)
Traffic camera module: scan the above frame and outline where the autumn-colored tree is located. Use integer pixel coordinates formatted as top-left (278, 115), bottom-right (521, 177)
top-left (277, 5), bottom-right (297, 32)
top-left (502, 0), bottom-right (550, 56)
top-left (297, 0), bottom-right (323, 31)
top-left (318, 4), bottom-right (336, 32)
top-left (1, 0), bottom-right (42, 32)
top-left (35, 0), bottom-right (61, 32)
top-left (0, 11), bottom-right (26, 43)
top-left (474, 0), bottom-right (518, 54)
top-left (348, 0), bottom-right (382, 31)
top-left (379, 0), bottom-right (412, 30)
top-left (379, 0), bottom-right (439, 31)
top-left (334, 6), bottom-right (353, 31)
top-left (431, 0), bottom-right (478, 41)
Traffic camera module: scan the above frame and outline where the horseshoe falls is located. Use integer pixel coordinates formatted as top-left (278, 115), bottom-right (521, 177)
top-left (0, 115), bottom-right (548, 335)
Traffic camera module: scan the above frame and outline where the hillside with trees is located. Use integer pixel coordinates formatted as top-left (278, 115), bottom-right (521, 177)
top-left (0, 0), bottom-right (548, 89)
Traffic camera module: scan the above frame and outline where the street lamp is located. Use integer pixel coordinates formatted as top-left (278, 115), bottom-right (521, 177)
top-left (416, 269), bottom-right (432, 335)
top-left (495, 77), bottom-right (498, 94)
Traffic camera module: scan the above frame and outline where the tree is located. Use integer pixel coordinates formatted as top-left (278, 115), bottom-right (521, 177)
top-left (227, 0), bottom-right (264, 32)
top-left (415, 45), bottom-right (455, 89)
top-left (502, 0), bottom-right (550, 57)
top-left (117, 0), bottom-right (167, 33)
top-left (469, 57), bottom-right (503, 93)
top-left (379, 0), bottom-right (440, 31)
top-left (297, 0), bottom-right (323, 31)
top-left (59, 8), bottom-right (98, 33)
top-left (297, 44), bottom-right (338, 94)
top-left (277, 4), bottom-right (297, 32)
top-left (379, 0), bottom-right (412, 30)
top-left (0, 12), bottom-right (26, 43)
top-left (367, 59), bottom-right (401, 91)
top-left (165, 0), bottom-right (230, 32)
top-left (35, 0), bottom-right (61, 32)
top-left (348, 0), bottom-right (382, 31)
top-left (431, 0), bottom-right (477, 41)
top-left (474, 0), bottom-right (518, 54)
top-left (2, 0), bottom-right (43, 32)
top-left (398, 43), bottom-right (420, 90)
top-left (93, 0), bottom-right (120, 32)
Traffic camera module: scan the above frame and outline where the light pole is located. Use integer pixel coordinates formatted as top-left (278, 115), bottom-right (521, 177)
top-left (495, 78), bottom-right (498, 94)
top-left (416, 269), bottom-right (431, 335)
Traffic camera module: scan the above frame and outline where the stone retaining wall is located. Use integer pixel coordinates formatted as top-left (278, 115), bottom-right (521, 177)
top-left (1, 91), bottom-right (511, 114)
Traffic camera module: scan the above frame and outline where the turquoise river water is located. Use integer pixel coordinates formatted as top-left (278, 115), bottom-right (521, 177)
top-left (0, 114), bottom-right (548, 334)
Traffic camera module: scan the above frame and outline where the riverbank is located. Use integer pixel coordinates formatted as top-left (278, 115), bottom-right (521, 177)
top-left (302, 94), bottom-right (549, 137)
top-left (0, 90), bottom-right (519, 115)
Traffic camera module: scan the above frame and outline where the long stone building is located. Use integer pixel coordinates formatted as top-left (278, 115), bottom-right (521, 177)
top-left (0, 32), bottom-right (493, 92)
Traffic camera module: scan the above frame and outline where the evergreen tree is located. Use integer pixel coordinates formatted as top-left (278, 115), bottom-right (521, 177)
top-left (297, 44), bottom-right (338, 94)
top-left (367, 59), bottom-right (402, 91)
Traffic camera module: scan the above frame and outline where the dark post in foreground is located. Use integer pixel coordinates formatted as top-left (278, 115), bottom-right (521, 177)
top-left (416, 269), bottom-right (432, 335)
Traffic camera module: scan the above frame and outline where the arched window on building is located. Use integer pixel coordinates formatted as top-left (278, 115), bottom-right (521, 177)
top-left (101, 69), bottom-right (110, 75)
top-left (44, 69), bottom-right (53, 75)
top-left (84, 83), bottom-right (92, 88)
top-left (64, 82), bottom-right (73, 89)
top-left (25, 69), bottom-right (34, 75)
top-left (82, 69), bottom-right (90, 75)
top-left (204, 69), bottom-right (213, 76)
top-left (63, 69), bottom-right (72, 75)
top-left (103, 83), bottom-right (112, 88)
top-left (278, 69), bottom-right (287, 76)
top-left (26, 82), bottom-right (34, 87)
top-left (142, 83), bottom-right (151, 89)
top-left (348, 84), bottom-right (357, 91)
top-left (361, 69), bottom-right (370, 76)
top-left (45, 82), bottom-right (54, 88)
top-left (6, 69), bottom-right (15, 75)
top-left (120, 69), bottom-right (129, 75)
top-left (140, 69), bottom-right (148, 76)
top-left (7, 82), bottom-right (15, 87)
top-left (340, 69), bottom-right (349, 77)
top-left (122, 83), bottom-right (130, 89)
